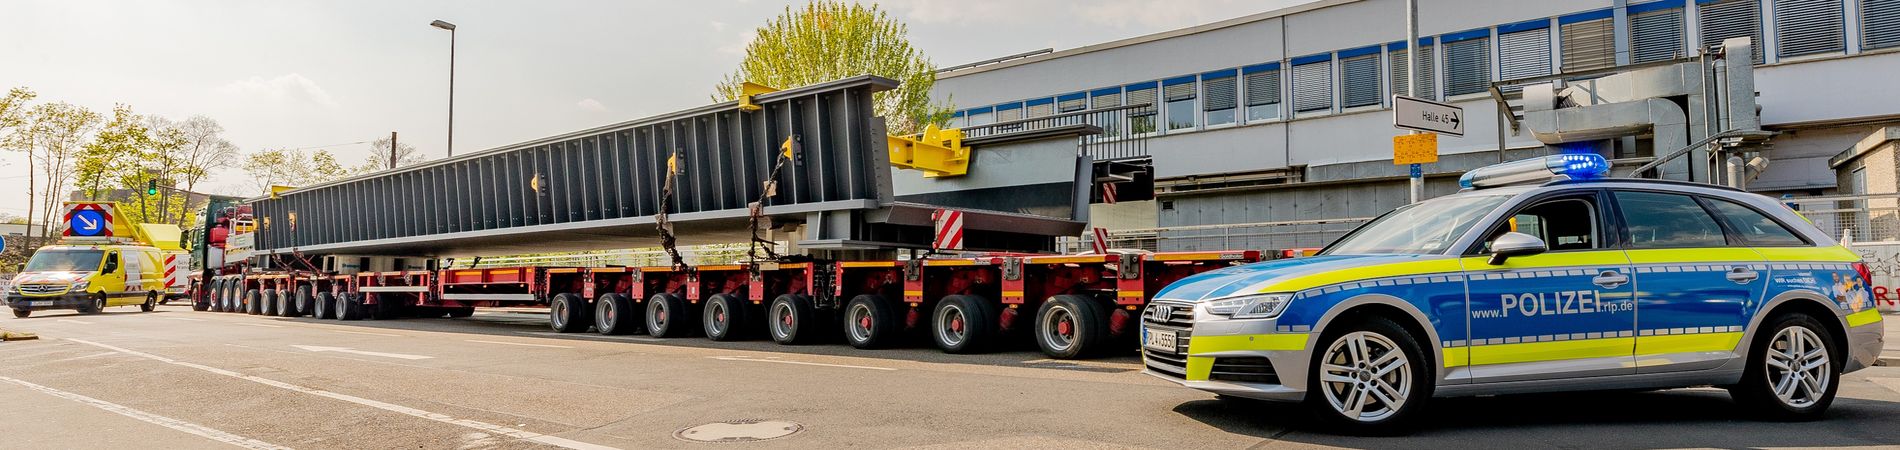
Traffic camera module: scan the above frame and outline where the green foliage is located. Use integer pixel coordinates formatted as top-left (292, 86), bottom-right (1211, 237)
top-left (241, 147), bottom-right (357, 193)
top-left (714, 1), bottom-right (951, 134)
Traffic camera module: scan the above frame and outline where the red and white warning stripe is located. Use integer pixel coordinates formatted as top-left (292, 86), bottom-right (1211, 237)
top-left (1090, 227), bottom-right (1109, 254)
top-left (163, 254), bottom-right (180, 288)
top-left (932, 209), bottom-right (964, 250)
top-left (1101, 182), bottom-right (1117, 204)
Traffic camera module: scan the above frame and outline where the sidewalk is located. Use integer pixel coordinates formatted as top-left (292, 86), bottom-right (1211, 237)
top-left (1881, 311), bottom-right (1899, 367)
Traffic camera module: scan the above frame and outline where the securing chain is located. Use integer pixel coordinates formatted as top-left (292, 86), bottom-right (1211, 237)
top-left (747, 135), bottom-right (798, 265)
top-left (656, 149), bottom-right (687, 270)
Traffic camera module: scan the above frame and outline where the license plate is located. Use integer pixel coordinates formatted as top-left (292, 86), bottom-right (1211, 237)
top-left (1143, 328), bottom-right (1178, 352)
top-left (26, 301), bottom-right (51, 307)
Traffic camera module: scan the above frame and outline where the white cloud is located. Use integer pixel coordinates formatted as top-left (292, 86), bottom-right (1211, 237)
top-left (214, 73), bottom-right (339, 108)
top-left (576, 98), bottom-right (608, 113)
top-left (710, 20), bottom-right (729, 32)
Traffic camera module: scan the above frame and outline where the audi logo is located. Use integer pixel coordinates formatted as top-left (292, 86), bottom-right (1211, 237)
top-left (1143, 304), bottom-right (1175, 322)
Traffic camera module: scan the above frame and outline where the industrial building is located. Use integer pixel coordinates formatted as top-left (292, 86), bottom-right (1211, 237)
top-left (931, 0), bottom-right (1900, 250)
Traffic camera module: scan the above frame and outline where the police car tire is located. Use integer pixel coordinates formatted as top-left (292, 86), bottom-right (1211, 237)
top-left (933, 295), bottom-right (998, 354)
top-left (11, 308), bottom-right (29, 318)
top-left (843, 294), bottom-right (901, 349)
top-left (1035, 295), bottom-right (1109, 359)
top-left (646, 293), bottom-right (694, 338)
top-left (768, 294), bottom-right (824, 345)
top-left (1305, 315), bottom-right (1431, 436)
top-left (1730, 313), bottom-right (1840, 421)
top-left (549, 293), bottom-right (589, 333)
top-left (313, 292), bottom-right (336, 320)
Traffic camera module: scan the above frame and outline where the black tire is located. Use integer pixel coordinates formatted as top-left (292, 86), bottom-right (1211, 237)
top-left (79, 292), bottom-right (106, 314)
top-left (1728, 313), bottom-right (1841, 421)
top-left (313, 292), bottom-right (336, 320)
top-left (141, 292), bottom-right (158, 312)
top-left (369, 295), bottom-right (403, 320)
top-left (291, 285), bottom-right (313, 317)
top-left (842, 294), bottom-right (902, 349)
top-left (193, 282), bottom-right (212, 311)
top-left (702, 294), bottom-right (750, 341)
top-left (594, 293), bottom-right (637, 335)
top-left (11, 308), bottom-right (29, 318)
top-left (206, 281), bottom-right (224, 312)
top-left (932, 295), bottom-right (998, 354)
top-left (1035, 295), bottom-right (1110, 359)
top-left (337, 293), bottom-right (365, 321)
top-left (1305, 315), bottom-right (1432, 436)
top-left (446, 307), bottom-right (475, 318)
top-left (549, 293), bottom-right (590, 333)
top-left (262, 289), bottom-right (281, 316)
top-left (246, 289), bottom-right (263, 315)
top-left (215, 282), bottom-right (229, 312)
top-left (768, 294), bottom-right (825, 345)
top-left (645, 293), bottom-right (694, 338)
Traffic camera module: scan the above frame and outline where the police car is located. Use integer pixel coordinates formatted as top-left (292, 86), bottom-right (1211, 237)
top-left (1142, 154), bottom-right (1883, 434)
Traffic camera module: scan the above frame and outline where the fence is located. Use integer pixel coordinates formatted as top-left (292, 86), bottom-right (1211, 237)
top-left (1783, 193), bottom-right (1900, 245)
top-left (959, 104), bottom-right (1152, 162)
top-left (1059, 218), bottom-right (1370, 254)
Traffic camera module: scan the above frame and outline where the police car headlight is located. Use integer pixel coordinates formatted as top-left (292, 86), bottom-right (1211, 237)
top-left (1205, 293), bottom-right (1292, 319)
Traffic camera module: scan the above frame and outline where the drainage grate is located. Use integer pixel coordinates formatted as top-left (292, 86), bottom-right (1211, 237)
top-left (674, 420), bottom-right (803, 443)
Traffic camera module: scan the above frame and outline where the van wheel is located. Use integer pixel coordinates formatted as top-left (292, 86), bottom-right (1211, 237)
top-left (769, 294), bottom-right (825, 345)
top-left (703, 294), bottom-right (749, 341)
top-left (11, 308), bottom-right (29, 318)
top-left (1729, 313), bottom-right (1840, 421)
top-left (1036, 295), bottom-right (1109, 359)
top-left (313, 292), bottom-right (336, 319)
top-left (933, 295), bottom-right (998, 354)
top-left (80, 293), bottom-right (106, 314)
top-left (645, 293), bottom-right (693, 338)
top-left (549, 293), bottom-right (590, 333)
top-left (141, 292), bottom-right (158, 312)
top-left (843, 294), bottom-right (901, 349)
top-left (1305, 315), bottom-right (1430, 436)
top-left (594, 293), bottom-right (637, 335)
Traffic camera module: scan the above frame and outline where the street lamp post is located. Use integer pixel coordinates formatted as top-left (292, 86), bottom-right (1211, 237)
top-left (430, 19), bottom-right (457, 158)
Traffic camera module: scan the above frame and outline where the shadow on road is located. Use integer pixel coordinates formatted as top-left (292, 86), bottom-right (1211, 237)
top-left (1173, 389), bottom-right (1900, 448)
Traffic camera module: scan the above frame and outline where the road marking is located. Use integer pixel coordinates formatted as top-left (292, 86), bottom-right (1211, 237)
top-left (709, 355), bottom-right (896, 371)
top-left (235, 323), bottom-right (285, 328)
top-left (327, 330), bottom-right (404, 337)
top-left (518, 331), bottom-right (663, 342)
top-left (0, 375), bottom-right (291, 450)
top-left (57, 319), bottom-right (94, 325)
top-left (465, 339), bottom-right (573, 349)
top-left (51, 351), bottom-right (121, 363)
top-left (290, 345), bottom-right (433, 360)
top-left (68, 339), bottom-right (620, 450)
top-left (163, 317), bottom-right (206, 322)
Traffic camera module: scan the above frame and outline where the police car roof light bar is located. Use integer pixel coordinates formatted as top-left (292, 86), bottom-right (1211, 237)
top-left (1459, 153), bottom-right (1610, 189)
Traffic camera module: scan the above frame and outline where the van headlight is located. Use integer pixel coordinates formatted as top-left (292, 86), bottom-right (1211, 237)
top-left (68, 280), bottom-right (89, 291)
top-left (1204, 293), bottom-right (1293, 319)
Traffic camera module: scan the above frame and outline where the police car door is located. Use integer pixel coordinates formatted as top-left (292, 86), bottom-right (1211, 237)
top-left (1459, 190), bottom-right (1638, 383)
top-left (1613, 191), bottom-right (1770, 374)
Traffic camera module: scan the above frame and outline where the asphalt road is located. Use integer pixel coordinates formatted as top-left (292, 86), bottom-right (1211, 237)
top-left (1, 305), bottom-right (1898, 450)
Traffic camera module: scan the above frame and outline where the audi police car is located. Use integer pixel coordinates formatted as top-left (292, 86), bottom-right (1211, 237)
top-left (1141, 154), bottom-right (1882, 434)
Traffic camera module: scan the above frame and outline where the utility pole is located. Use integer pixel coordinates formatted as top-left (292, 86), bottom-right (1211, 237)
top-left (390, 131), bottom-right (399, 169)
top-left (1406, 0), bottom-right (1424, 204)
top-left (431, 20), bottom-right (457, 158)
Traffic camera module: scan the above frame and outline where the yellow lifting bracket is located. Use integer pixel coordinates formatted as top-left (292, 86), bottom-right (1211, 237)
top-left (888, 124), bottom-right (969, 177)
top-left (736, 82), bottom-right (778, 112)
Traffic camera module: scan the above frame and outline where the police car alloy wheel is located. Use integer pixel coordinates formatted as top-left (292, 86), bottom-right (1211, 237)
top-left (1767, 326), bottom-right (1830, 408)
top-left (1731, 313), bottom-right (1840, 420)
top-left (1306, 316), bottom-right (1428, 434)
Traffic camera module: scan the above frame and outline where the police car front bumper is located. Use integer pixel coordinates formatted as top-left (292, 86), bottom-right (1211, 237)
top-left (1141, 302), bottom-right (1314, 402)
top-left (4, 293), bottom-right (94, 311)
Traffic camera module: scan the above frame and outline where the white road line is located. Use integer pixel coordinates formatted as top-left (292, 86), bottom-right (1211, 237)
top-left (466, 340), bottom-right (573, 349)
top-left (517, 331), bottom-right (663, 342)
top-left (327, 330), bottom-right (404, 337)
top-left (234, 323), bottom-right (285, 328)
top-left (0, 375), bottom-right (291, 450)
top-left (57, 319), bottom-right (94, 325)
top-left (163, 317), bottom-right (207, 322)
top-left (51, 351), bottom-right (122, 363)
top-left (709, 356), bottom-right (896, 371)
top-left (68, 339), bottom-right (619, 450)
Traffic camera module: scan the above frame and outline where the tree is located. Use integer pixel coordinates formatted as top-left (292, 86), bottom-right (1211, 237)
top-left (170, 116), bottom-right (239, 196)
top-left (20, 101), bottom-right (101, 239)
top-left (0, 87), bottom-right (36, 246)
top-left (358, 135), bottom-right (424, 172)
top-left (241, 147), bottom-right (355, 193)
top-left (714, 2), bottom-right (950, 134)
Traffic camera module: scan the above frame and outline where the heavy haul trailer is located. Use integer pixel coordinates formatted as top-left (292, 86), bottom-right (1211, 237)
top-left (194, 75), bottom-right (1269, 358)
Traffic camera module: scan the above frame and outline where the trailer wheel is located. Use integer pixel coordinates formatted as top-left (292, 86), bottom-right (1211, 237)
top-left (447, 307), bottom-right (475, 318)
top-left (193, 282), bottom-right (212, 312)
top-left (768, 294), bottom-right (824, 345)
top-left (933, 295), bottom-right (998, 354)
top-left (843, 294), bottom-right (902, 349)
top-left (291, 285), bottom-right (313, 317)
top-left (215, 282), bottom-right (230, 312)
top-left (246, 289), bottom-right (264, 315)
top-left (313, 292), bottom-right (336, 319)
top-left (594, 293), bottom-right (637, 335)
top-left (263, 289), bottom-right (283, 316)
top-left (205, 281), bottom-right (223, 312)
top-left (369, 295), bottom-right (403, 320)
top-left (646, 293), bottom-right (694, 338)
top-left (1035, 295), bottom-right (1110, 359)
top-left (549, 293), bottom-right (590, 333)
top-left (337, 293), bottom-right (365, 321)
top-left (702, 294), bottom-right (750, 341)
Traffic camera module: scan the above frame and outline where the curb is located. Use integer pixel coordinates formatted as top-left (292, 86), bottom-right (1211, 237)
top-left (1880, 356), bottom-right (1898, 367)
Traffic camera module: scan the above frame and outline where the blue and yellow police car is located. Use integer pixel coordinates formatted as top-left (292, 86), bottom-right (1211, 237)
top-left (1142, 154), bottom-right (1883, 434)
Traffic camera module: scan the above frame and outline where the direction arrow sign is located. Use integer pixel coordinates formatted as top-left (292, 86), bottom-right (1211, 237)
top-left (291, 345), bottom-right (433, 360)
top-left (72, 210), bottom-right (105, 237)
top-left (1392, 95), bottom-right (1465, 137)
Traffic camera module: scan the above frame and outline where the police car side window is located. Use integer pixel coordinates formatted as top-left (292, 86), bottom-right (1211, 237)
top-left (1703, 197), bottom-right (1806, 246)
top-left (1614, 191), bottom-right (1726, 248)
top-left (1481, 196), bottom-right (1598, 252)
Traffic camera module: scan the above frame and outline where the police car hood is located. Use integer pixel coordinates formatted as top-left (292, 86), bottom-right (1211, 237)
top-left (1154, 254), bottom-right (1452, 302)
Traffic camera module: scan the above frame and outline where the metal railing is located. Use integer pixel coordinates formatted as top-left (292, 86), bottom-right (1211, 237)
top-left (1784, 193), bottom-right (1900, 244)
top-left (959, 104), bottom-right (1153, 162)
top-left (1059, 218), bottom-right (1371, 254)
top-left (449, 243), bottom-right (788, 269)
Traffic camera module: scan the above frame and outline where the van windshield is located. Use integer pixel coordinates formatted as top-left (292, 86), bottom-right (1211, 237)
top-left (1323, 194), bottom-right (1512, 255)
top-left (24, 249), bottom-right (106, 272)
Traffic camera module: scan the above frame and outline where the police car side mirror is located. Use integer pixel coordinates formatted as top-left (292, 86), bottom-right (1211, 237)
top-left (1487, 232), bottom-right (1547, 265)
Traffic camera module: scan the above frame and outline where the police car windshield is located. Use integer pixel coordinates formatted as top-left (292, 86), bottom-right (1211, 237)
top-left (1324, 194), bottom-right (1512, 255)
top-left (24, 249), bottom-right (106, 272)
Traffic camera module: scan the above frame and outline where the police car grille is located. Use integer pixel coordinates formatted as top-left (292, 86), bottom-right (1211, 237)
top-left (1144, 347), bottom-right (1189, 378)
top-left (1210, 357), bottom-right (1279, 384)
top-left (1142, 302), bottom-right (1195, 328)
top-left (17, 284), bottom-right (66, 295)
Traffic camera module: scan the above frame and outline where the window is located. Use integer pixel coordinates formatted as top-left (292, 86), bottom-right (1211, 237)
top-left (1162, 76), bottom-right (1197, 131)
top-left (1699, 0), bottom-right (1764, 63)
top-left (1339, 51), bottom-right (1381, 108)
top-left (1864, 0), bottom-right (1900, 50)
top-left (1562, 12), bottom-right (1616, 71)
top-left (1024, 98), bottom-right (1054, 118)
top-left (1202, 71), bottom-right (1238, 126)
top-left (1705, 197), bottom-right (1805, 245)
top-left (1629, 4), bottom-right (1687, 63)
top-left (1125, 83), bottom-right (1158, 135)
top-left (1389, 44), bottom-right (1438, 99)
top-left (950, 111), bottom-right (966, 128)
top-left (1291, 58), bottom-right (1332, 113)
top-left (1614, 191), bottom-right (1727, 248)
top-left (967, 109), bottom-right (993, 126)
top-left (1090, 88), bottom-right (1122, 138)
top-left (1482, 197), bottom-right (1601, 252)
top-left (1443, 32), bottom-right (1492, 96)
top-left (994, 103), bottom-right (1023, 123)
top-left (1243, 64), bottom-right (1282, 121)
top-left (1057, 93), bottom-right (1087, 113)
top-left (1775, 0), bottom-right (1845, 57)
top-left (1497, 21), bottom-right (1553, 83)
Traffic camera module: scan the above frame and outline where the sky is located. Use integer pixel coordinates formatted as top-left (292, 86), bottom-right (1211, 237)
top-left (0, 0), bottom-right (1314, 221)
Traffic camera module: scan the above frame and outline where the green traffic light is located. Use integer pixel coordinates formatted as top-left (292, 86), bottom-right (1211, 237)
top-left (146, 180), bottom-right (158, 195)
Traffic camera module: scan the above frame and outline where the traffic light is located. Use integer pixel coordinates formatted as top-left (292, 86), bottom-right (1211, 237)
top-left (145, 179), bottom-right (158, 195)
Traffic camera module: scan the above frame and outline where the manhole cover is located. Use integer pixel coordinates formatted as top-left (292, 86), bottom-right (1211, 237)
top-left (674, 420), bottom-right (803, 443)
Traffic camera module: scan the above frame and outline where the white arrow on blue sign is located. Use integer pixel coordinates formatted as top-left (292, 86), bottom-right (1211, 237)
top-left (72, 210), bottom-right (105, 237)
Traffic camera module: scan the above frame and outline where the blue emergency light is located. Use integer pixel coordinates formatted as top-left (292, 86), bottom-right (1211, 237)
top-left (1458, 153), bottom-right (1610, 189)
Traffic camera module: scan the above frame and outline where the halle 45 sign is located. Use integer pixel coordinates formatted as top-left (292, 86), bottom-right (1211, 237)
top-left (1392, 95), bottom-right (1464, 136)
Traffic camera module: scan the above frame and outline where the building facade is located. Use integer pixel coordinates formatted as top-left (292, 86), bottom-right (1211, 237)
top-left (932, 0), bottom-right (1900, 249)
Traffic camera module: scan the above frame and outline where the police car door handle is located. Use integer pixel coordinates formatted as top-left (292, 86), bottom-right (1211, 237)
top-left (1726, 266), bottom-right (1759, 284)
top-left (1592, 271), bottom-right (1628, 289)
